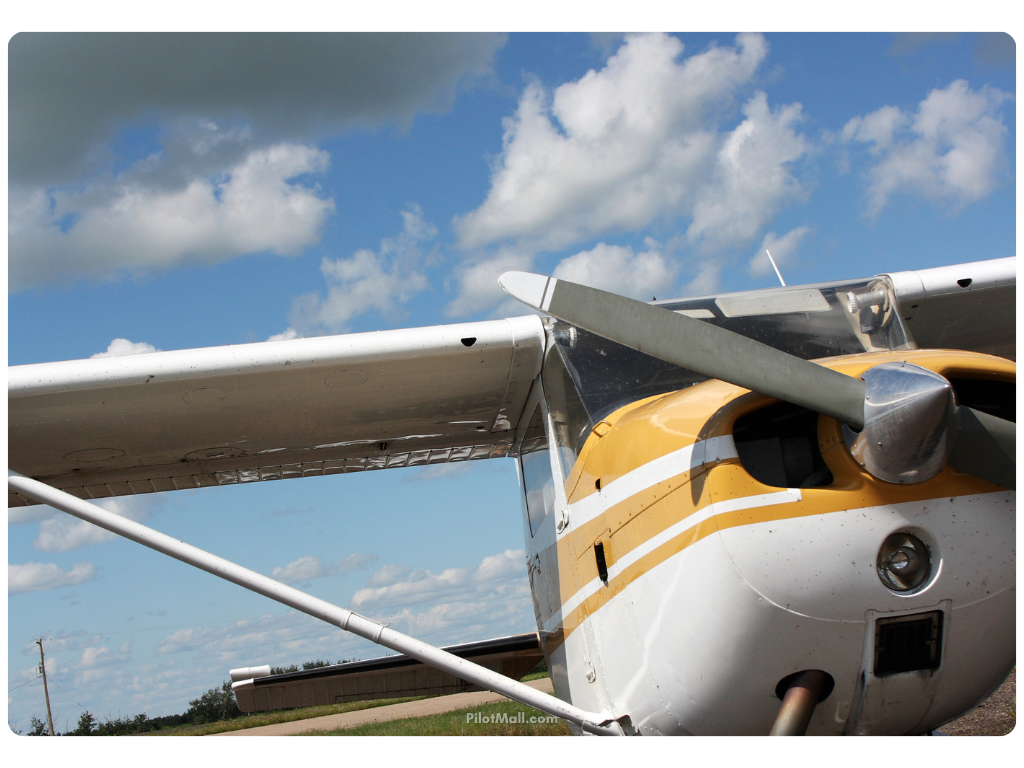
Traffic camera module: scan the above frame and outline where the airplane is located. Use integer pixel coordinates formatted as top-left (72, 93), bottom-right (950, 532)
top-left (8, 255), bottom-right (1015, 735)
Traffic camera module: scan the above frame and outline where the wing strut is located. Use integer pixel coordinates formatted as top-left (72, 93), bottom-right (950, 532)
top-left (7, 471), bottom-right (627, 736)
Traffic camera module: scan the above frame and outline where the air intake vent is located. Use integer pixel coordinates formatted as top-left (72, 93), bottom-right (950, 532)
top-left (873, 611), bottom-right (943, 677)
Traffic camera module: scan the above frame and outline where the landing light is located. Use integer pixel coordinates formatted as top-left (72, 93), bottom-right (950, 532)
top-left (877, 532), bottom-right (931, 592)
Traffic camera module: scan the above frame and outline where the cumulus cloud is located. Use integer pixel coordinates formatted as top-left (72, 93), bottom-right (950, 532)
top-left (684, 93), bottom-right (808, 250)
top-left (155, 613), bottom-right (360, 660)
top-left (8, 505), bottom-right (57, 525)
top-left (842, 79), bottom-right (1011, 216)
top-left (78, 641), bottom-right (133, 670)
top-left (271, 553), bottom-right (377, 586)
top-left (553, 239), bottom-right (675, 300)
top-left (10, 143), bottom-right (335, 291)
top-left (10, 33), bottom-right (506, 185)
top-left (91, 338), bottom-right (161, 358)
top-left (34, 497), bottom-right (154, 552)
top-left (748, 225), bottom-right (811, 280)
top-left (9, 562), bottom-right (97, 594)
top-left (444, 249), bottom-right (534, 318)
top-left (278, 206), bottom-right (435, 336)
top-left (365, 563), bottom-right (414, 588)
top-left (680, 260), bottom-right (725, 299)
top-left (454, 33), bottom-right (806, 255)
top-left (352, 549), bottom-right (526, 609)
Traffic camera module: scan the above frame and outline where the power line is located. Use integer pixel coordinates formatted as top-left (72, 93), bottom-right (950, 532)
top-left (8, 674), bottom-right (41, 692)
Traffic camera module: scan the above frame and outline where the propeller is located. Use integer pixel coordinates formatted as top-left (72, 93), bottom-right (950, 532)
top-left (499, 272), bottom-right (1015, 490)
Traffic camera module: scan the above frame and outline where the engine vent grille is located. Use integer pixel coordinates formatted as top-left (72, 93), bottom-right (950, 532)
top-left (873, 611), bottom-right (943, 677)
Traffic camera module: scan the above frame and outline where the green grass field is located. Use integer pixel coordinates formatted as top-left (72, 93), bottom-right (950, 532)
top-left (146, 696), bottom-right (426, 736)
top-left (300, 699), bottom-right (572, 736)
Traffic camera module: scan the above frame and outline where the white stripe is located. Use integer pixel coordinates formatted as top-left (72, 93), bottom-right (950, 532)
top-left (567, 435), bottom-right (738, 530)
top-left (541, 278), bottom-right (556, 312)
top-left (545, 489), bottom-right (802, 633)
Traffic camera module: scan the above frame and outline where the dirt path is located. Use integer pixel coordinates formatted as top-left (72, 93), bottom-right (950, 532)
top-left (941, 669), bottom-right (1015, 736)
top-left (212, 677), bottom-right (556, 736)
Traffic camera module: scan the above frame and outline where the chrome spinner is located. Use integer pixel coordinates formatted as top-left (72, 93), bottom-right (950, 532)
top-left (843, 362), bottom-right (960, 484)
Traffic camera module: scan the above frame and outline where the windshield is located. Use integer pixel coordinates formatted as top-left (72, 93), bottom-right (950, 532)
top-left (543, 278), bottom-right (914, 463)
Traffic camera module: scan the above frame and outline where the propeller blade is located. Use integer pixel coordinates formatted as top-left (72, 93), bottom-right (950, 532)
top-left (499, 272), bottom-right (867, 428)
top-left (949, 407), bottom-right (1016, 489)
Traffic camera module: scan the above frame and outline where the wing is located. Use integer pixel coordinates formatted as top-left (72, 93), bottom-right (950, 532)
top-left (8, 316), bottom-right (545, 507)
top-left (884, 256), bottom-right (1016, 360)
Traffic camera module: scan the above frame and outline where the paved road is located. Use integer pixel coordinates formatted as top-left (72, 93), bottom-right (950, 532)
top-left (213, 677), bottom-right (556, 736)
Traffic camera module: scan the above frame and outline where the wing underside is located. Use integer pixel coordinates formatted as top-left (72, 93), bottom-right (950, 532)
top-left (8, 317), bottom-right (545, 507)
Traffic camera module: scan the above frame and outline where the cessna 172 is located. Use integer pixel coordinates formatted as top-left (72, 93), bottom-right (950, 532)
top-left (8, 256), bottom-right (1015, 735)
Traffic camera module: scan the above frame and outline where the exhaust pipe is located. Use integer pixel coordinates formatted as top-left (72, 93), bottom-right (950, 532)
top-left (770, 670), bottom-right (833, 736)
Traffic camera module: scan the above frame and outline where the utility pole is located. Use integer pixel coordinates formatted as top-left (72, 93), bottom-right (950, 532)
top-left (36, 638), bottom-right (55, 736)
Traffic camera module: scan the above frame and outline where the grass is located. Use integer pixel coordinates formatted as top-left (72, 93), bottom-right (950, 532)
top-left (300, 699), bottom-right (572, 736)
top-left (146, 696), bottom-right (426, 736)
top-left (519, 671), bottom-right (550, 682)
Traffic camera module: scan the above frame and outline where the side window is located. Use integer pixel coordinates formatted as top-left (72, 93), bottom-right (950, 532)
top-left (520, 405), bottom-right (556, 537)
top-left (542, 342), bottom-right (592, 478)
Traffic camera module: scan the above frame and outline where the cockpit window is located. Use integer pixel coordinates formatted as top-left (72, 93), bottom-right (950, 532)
top-left (520, 405), bottom-right (556, 537)
top-left (545, 278), bottom-right (914, 464)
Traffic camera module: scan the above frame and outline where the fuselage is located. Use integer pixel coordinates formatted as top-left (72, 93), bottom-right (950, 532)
top-left (515, 347), bottom-right (1015, 735)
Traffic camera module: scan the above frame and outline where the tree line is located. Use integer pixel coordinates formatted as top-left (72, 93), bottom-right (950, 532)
top-left (23, 657), bottom-right (349, 735)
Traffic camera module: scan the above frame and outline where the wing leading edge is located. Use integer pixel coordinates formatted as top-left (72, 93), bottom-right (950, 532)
top-left (8, 316), bottom-right (545, 507)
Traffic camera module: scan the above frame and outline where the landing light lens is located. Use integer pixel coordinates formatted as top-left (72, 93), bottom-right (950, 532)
top-left (877, 532), bottom-right (931, 592)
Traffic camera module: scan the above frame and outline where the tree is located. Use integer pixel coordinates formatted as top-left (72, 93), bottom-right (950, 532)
top-left (187, 681), bottom-right (239, 724)
top-left (26, 716), bottom-right (47, 736)
top-left (74, 711), bottom-right (97, 735)
top-left (302, 659), bottom-right (333, 670)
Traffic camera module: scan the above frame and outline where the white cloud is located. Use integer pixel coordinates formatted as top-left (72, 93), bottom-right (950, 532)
top-left (842, 79), bottom-right (1011, 216)
top-left (8, 505), bottom-right (57, 525)
top-left (748, 225), bottom-right (811, 280)
top-left (78, 641), bottom-right (132, 670)
top-left (34, 497), bottom-right (153, 552)
top-left (282, 206), bottom-right (434, 335)
top-left (685, 93), bottom-right (808, 251)
top-left (271, 553), bottom-right (377, 586)
top-left (680, 260), bottom-right (724, 298)
top-left (9, 143), bottom-right (335, 291)
top-left (444, 249), bottom-right (534, 318)
top-left (266, 328), bottom-right (300, 343)
top-left (453, 33), bottom-right (807, 254)
top-left (365, 563), bottom-right (414, 588)
top-left (352, 548), bottom-right (526, 609)
top-left (552, 239), bottom-right (675, 300)
top-left (405, 463), bottom-right (472, 482)
top-left (154, 613), bottom-right (363, 663)
top-left (90, 338), bottom-right (161, 358)
top-left (9, 562), bottom-right (97, 594)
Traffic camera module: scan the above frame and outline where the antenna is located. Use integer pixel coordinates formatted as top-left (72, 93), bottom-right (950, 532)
top-left (765, 249), bottom-right (786, 287)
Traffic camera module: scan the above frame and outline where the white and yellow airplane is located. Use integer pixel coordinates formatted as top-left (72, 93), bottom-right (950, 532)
top-left (8, 256), bottom-right (1015, 735)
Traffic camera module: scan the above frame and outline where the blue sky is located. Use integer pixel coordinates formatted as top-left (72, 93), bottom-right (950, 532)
top-left (6, 30), bottom-right (1017, 733)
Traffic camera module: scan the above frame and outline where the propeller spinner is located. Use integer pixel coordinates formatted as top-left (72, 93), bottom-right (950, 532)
top-left (499, 272), bottom-right (1015, 490)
